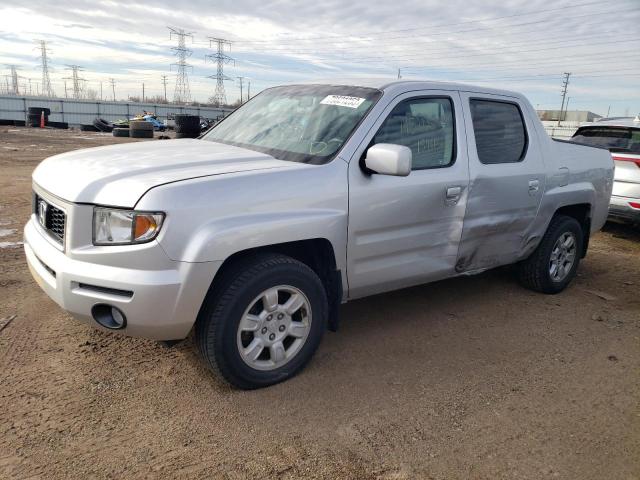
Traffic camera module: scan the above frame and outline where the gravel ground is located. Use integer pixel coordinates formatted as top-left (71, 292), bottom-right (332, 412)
top-left (0, 127), bottom-right (638, 479)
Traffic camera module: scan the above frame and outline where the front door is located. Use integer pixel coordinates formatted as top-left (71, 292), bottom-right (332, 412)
top-left (455, 93), bottom-right (545, 273)
top-left (347, 91), bottom-right (470, 299)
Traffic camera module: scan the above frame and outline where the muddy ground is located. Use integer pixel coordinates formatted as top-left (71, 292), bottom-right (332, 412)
top-left (0, 127), bottom-right (638, 479)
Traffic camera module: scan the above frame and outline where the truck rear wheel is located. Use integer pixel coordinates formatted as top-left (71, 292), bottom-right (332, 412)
top-left (195, 253), bottom-right (327, 389)
top-left (517, 215), bottom-right (584, 294)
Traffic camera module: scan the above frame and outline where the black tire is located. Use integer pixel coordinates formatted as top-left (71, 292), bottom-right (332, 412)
top-left (174, 114), bottom-right (200, 130)
top-left (129, 120), bottom-right (153, 131)
top-left (112, 127), bottom-right (130, 137)
top-left (93, 118), bottom-right (113, 132)
top-left (28, 107), bottom-right (50, 116)
top-left (175, 131), bottom-right (200, 139)
top-left (175, 125), bottom-right (201, 133)
top-left (80, 124), bottom-right (99, 132)
top-left (129, 129), bottom-right (154, 138)
top-left (48, 121), bottom-right (68, 129)
top-left (517, 215), bottom-right (584, 294)
top-left (195, 253), bottom-right (328, 389)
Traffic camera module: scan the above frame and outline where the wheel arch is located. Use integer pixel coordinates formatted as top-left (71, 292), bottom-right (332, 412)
top-left (200, 238), bottom-right (343, 331)
top-left (553, 203), bottom-right (592, 258)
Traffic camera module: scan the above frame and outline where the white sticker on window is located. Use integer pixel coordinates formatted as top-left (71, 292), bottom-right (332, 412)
top-left (320, 95), bottom-right (366, 109)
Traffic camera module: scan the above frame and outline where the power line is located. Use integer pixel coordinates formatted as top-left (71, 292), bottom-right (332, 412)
top-left (168, 26), bottom-right (194, 104)
top-left (232, 5), bottom-right (639, 56)
top-left (64, 65), bottom-right (85, 99)
top-left (233, 0), bottom-right (615, 45)
top-left (36, 40), bottom-right (55, 98)
top-left (5, 65), bottom-right (20, 95)
top-left (205, 37), bottom-right (234, 106)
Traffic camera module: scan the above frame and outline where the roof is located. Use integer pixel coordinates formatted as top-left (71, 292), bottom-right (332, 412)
top-left (582, 116), bottom-right (640, 128)
top-left (290, 77), bottom-right (524, 99)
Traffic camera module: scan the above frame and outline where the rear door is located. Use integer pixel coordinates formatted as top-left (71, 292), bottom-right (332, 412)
top-left (456, 93), bottom-right (545, 272)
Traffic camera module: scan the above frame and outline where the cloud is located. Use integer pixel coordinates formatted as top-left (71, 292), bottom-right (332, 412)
top-left (0, 0), bottom-right (638, 115)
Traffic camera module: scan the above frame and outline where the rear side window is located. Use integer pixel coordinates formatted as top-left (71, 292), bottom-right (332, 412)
top-left (572, 127), bottom-right (640, 153)
top-left (470, 99), bottom-right (527, 164)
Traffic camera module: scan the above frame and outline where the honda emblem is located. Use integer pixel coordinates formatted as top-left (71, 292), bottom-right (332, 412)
top-left (38, 200), bottom-right (48, 228)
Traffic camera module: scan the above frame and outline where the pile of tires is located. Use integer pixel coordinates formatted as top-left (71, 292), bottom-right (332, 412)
top-left (93, 117), bottom-right (113, 133)
top-left (174, 114), bottom-right (200, 138)
top-left (129, 120), bottom-right (154, 139)
top-left (27, 107), bottom-right (50, 127)
top-left (112, 128), bottom-right (130, 138)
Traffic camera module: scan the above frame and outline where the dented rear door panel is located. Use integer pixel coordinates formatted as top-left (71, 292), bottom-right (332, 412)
top-left (455, 92), bottom-right (545, 273)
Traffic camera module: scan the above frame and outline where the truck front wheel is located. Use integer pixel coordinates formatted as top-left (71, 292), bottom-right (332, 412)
top-left (517, 215), bottom-right (584, 294)
top-left (195, 253), bottom-right (328, 389)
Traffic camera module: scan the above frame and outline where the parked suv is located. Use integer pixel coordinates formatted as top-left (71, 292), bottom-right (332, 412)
top-left (571, 116), bottom-right (640, 224)
top-left (25, 81), bottom-right (614, 388)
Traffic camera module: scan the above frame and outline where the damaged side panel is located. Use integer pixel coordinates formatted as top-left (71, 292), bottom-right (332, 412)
top-left (455, 92), bottom-right (545, 273)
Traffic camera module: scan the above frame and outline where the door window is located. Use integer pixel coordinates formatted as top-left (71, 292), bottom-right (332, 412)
top-left (469, 99), bottom-right (527, 164)
top-left (372, 97), bottom-right (455, 170)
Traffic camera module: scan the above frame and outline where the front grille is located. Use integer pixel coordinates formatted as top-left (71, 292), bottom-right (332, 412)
top-left (34, 194), bottom-right (66, 244)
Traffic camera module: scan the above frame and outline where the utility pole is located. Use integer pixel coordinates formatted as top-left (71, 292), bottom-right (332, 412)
top-left (64, 65), bottom-right (85, 99)
top-left (142, 82), bottom-right (145, 102)
top-left (397, 68), bottom-right (401, 79)
top-left (161, 75), bottom-right (168, 102)
top-left (64, 80), bottom-right (68, 98)
top-left (236, 76), bottom-right (245, 104)
top-left (36, 40), bottom-right (55, 97)
top-left (205, 37), bottom-right (234, 106)
top-left (558, 72), bottom-right (571, 126)
top-left (168, 27), bottom-right (194, 104)
top-left (109, 78), bottom-right (116, 101)
top-left (247, 80), bottom-right (251, 100)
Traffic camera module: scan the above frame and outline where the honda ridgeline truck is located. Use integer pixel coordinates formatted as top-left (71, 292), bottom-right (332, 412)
top-left (25, 81), bottom-right (614, 389)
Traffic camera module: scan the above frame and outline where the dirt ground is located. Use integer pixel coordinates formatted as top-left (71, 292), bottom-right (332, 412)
top-left (0, 127), bottom-right (638, 480)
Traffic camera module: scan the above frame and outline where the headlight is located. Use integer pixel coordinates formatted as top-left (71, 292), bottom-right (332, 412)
top-left (93, 208), bottom-right (165, 245)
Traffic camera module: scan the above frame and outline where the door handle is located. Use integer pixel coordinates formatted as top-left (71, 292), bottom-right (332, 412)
top-left (528, 180), bottom-right (540, 195)
top-left (445, 186), bottom-right (462, 205)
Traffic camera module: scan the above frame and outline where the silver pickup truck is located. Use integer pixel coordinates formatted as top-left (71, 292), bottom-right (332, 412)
top-left (25, 80), bottom-right (613, 388)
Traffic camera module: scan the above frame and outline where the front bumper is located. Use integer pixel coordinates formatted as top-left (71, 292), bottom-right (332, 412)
top-left (24, 218), bottom-right (219, 340)
top-left (609, 195), bottom-right (640, 223)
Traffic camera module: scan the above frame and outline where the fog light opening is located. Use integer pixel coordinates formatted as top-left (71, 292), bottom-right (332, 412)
top-left (91, 304), bottom-right (127, 330)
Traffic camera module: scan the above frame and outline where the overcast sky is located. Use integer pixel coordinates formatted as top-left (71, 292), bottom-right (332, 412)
top-left (1, 0), bottom-right (639, 115)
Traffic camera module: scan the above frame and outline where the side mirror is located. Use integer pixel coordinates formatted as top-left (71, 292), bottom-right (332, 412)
top-left (364, 143), bottom-right (412, 176)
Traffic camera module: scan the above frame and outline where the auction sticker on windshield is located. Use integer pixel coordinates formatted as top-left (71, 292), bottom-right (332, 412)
top-left (320, 95), bottom-right (366, 109)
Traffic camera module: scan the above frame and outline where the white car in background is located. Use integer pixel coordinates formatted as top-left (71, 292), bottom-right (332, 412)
top-left (572, 116), bottom-right (640, 224)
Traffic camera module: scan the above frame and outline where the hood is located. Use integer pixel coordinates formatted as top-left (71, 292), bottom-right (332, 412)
top-left (32, 139), bottom-right (296, 207)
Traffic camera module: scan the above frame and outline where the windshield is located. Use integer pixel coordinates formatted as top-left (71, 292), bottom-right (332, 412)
top-left (203, 85), bottom-right (382, 164)
top-left (572, 126), bottom-right (640, 153)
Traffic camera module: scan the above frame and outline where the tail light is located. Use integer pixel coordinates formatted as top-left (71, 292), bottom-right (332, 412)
top-left (629, 202), bottom-right (640, 209)
top-left (612, 155), bottom-right (640, 168)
